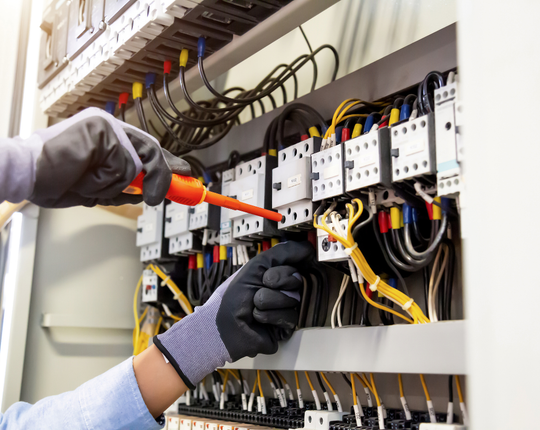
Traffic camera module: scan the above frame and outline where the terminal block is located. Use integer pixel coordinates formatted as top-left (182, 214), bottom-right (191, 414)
top-left (272, 138), bottom-right (320, 230)
top-left (419, 425), bottom-right (465, 430)
top-left (164, 202), bottom-right (202, 255)
top-left (391, 113), bottom-right (436, 182)
top-left (316, 216), bottom-right (348, 262)
top-left (311, 144), bottom-right (345, 202)
top-left (228, 155), bottom-right (279, 240)
top-left (345, 128), bottom-right (391, 192)
top-left (303, 410), bottom-right (347, 430)
top-left (434, 80), bottom-right (463, 196)
top-left (137, 202), bottom-right (167, 262)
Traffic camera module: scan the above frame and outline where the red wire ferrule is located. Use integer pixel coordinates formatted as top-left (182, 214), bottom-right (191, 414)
top-left (164, 61), bottom-right (172, 75)
top-left (262, 241), bottom-right (271, 252)
top-left (188, 254), bottom-right (197, 270)
top-left (425, 201), bottom-right (434, 221)
top-left (378, 211), bottom-right (389, 234)
top-left (118, 92), bottom-right (129, 108)
top-left (213, 245), bottom-right (220, 263)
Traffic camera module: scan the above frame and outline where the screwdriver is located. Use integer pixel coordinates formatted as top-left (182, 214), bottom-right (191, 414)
top-left (125, 172), bottom-right (284, 223)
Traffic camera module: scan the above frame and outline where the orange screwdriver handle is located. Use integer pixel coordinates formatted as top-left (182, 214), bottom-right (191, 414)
top-left (126, 172), bottom-right (283, 223)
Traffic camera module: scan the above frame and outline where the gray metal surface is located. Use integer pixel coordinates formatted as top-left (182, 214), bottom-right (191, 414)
top-left (225, 320), bottom-right (465, 375)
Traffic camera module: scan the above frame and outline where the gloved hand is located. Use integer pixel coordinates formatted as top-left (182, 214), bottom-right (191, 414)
top-left (27, 108), bottom-right (190, 208)
top-left (153, 241), bottom-right (315, 389)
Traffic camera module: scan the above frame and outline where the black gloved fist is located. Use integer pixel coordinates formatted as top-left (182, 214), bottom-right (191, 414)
top-left (29, 108), bottom-right (191, 208)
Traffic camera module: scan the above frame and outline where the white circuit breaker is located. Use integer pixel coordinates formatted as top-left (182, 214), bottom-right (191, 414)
top-left (316, 216), bottom-right (348, 262)
top-left (164, 202), bottom-right (201, 255)
top-left (434, 78), bottom-right (463, 196)
top-left (345, 128), bottom-right (391, 192)
top-left (136, 202), bottom-right (165, 262)
top-left (219, 169), bottom-right (248, 245)
top-left (141, 269), bottom-right (159, 303)
top-left (228, 155), bottom-right (278, 240)
top-left (311, 144), bottom-right (345, 201)
top-left (272, 138), bottom-right (320, 229)
top-left (391, 113), bottom-right (436, 182)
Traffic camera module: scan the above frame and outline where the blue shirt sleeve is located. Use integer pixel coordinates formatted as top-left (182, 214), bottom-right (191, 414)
top-left (0, 357), bottom-right (164, 430)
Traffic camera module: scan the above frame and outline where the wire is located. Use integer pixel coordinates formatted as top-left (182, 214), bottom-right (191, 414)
top-left (320, 372), bottom-right (336, 396)
top-left (257, 370), bottom-right (263, 397)
top-left (398, 373), bottom-right (404, 398)
top-left (304, 371), bottom-right (315, 391)
top-left (154, 316), bottom-right (162, 336)
top-left (419, 374), bottom-right (431, 401)
top-left (299, 25), bottom-right (318, 92)
top-left (455, 375), bottom-right (464, 403)
top-left (350, 372), bottom-right (357, 405)
top-left (294, 371), bottom-right (300, 389)
top-left (369, 374), bottom-right (381, 407)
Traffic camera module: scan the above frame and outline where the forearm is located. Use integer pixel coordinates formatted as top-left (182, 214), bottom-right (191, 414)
top-left (134, 344), bottom-right (188, 417)
top-left (0, 136), bottom-right (43, 203)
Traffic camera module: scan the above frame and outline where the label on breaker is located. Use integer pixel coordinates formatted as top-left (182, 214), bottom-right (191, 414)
top-left (175, 212), bottom-right (185, 221)
top-left (241, 189), bottom-right (254, 201)
top-left (404, 139), bottom-right (426, 156)
top-left (297, 389), bottom-right (304, 408)
top-left (221, 221), bottom-right (232, 229)
top-left (241, 393), bottom-right (248, 410)
top-left (144, 223), bottom-right (154, 232)
top-left (353, 404), bottom-right (363, 427)
top-left (358, 153), bottom-right (376, 167)
top-left (287, 174), bottom-right (302, 188)
top-left (323, 165), bottom-right (340, 179)
top-left (196, 205), bottom-right (207, 214)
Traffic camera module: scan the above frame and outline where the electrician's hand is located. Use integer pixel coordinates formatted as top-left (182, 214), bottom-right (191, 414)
top-left (28, 108), bottom-right (191, 208)
top-left (153, 241), bottom-right (315, 389)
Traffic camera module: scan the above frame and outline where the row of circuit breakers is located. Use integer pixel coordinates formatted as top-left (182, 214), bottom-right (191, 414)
top-left (136, 79), bottom-right (462, 263)
top-left (38, 0), bottom-right (292, 117)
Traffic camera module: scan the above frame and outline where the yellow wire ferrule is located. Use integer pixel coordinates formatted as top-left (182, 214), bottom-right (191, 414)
top-left (219, 245), bottom-right (227, 261)
top-left (308, 126), bottom-right (321, 138)
top-left (196, 253), bottom-right (204, 269)
top-left (433, 197), bottom-right (442, 220)
top-left (351, 123), bottom-right (363, 138)
top-left (132, 82), bottom-right (143, 99)
top-left (180, 49), bottom-right (189, 67)
top-left (390, 207), bottom-right (401, 230)
top-left (271, 238), bottom-right (279, 247)
top-left (269, 149), bottom-right (277, 156)
top-left (389, 108), bottom-right (400, 126)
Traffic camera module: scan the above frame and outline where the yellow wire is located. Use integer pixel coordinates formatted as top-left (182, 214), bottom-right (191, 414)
top-left (149, 264), bottom-right (193, 314)
top-left (313, 199), bottom-right (429, 325)
top-left (132, 273), bottom-right (144, 355)
top-left (370, 373), bottom-right (381, 407)
top-left (294, 371), bottom-right (300, 390)
top-left (304, 372), bottom-right (315, 391)
top-left (251, 378), bottom-right (258, 394)
top-left (222, 370), bottom-right (230, 393)
top-left (228, 369), bottom-right (241, 382)
top-left (276, 371), bottom-right (288, 386)
top-left (154, 316), bottom-right (162, 336)
top-left (257, 370), bottom-right (264, 397)
top-left (455, 375), bottom-right (464, 403)
top-left (264, 370), bottom-right (274, 385)
top-left (350, 372), bottom-right (357, 406)
top-left (169, 314), bottom-right (182, 321)
top-left (360, 373), bottom-right (374, 394)
top-left (398, 374), bottom-right (404, 398)
top-left (419, 374), bottom-right (431, 401)
top-left (320, 372), bottom-right (336, 396)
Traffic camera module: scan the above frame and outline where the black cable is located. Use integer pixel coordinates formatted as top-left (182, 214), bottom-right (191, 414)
top-left (271, 371), bottom-right (283, 389)
top-left (120, 104), bottom-right (126, 122)
top-left (299, 25), bottom-right (318, 92)
top-left (448, 375), bottom-right (454, 403)
top-left (423, 266), bottom-right (430, 314)
top-left (135, 98), bottom-right (149, 133)
top-left (443, 239), bottom-right (455, 320)
top-left (315, 372), bottom-right (326, 394)
top-left (341, 373), bottom-right (352, 388)
top-left (238, 369), bottom-right (245, 394)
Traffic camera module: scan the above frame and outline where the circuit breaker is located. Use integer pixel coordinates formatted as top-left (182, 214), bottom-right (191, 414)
top-left (141, 269), bottom-right (159, 303)
top-left (345, 128), bottom-right (391, 192)
top-left (228, 155), bottom-right (279, 240)
top-left (391, 113), bottom-right (436, 182)
top-left (136, 202), bottom-right (166, 262)
top-left (434, 79), bottom-right (463, 196)
top-left (219, 168), bottom-right (248, 245)
top-left (316, 216), bottom-right (348, 262)
top-left (67, 0), bottom-right (106, 60)
top-left (164, 202), bottom-right (202, 255)
top-left (272, 138), bottom-right (320, 230)
top-left (311, 144), bottom-right (345, 202)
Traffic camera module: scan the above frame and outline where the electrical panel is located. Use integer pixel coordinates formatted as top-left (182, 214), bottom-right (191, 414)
top-left (164, 202), bottom-right (202, 255)
top-left (136, 202), bottom-right (166, 262)
top-left (434, 79), bottom-right (462, 196)
top-left (38, 0), bottom-right (291, 117)
top-left (391, 113), bottom-right (436, 182)
top-left (228, 155), bottom-right (279, 240)
top-left (272, 138), bottom-right (320, 230)
top-left (344, 128), bottom-right (391, 192)
top-left (311, 144), bottom-right (345, 202)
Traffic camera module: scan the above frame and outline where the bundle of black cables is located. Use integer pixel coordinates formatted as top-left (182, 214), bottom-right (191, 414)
top-left (139, 29), bottom-right (339, 155)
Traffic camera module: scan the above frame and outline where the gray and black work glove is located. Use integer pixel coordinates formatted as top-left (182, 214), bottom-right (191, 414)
top-left (153, 241), bottom-right (315, 389)
top-left (2, 107), bottom-right (190, 208)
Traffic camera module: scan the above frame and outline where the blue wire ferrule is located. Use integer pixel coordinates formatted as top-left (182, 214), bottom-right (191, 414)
top-left (202, 171), bottom-right (212, 184)
top-left (441, 197), bottom-right (451, 214)
top-left (411, 207), bottom-right (418, 224)
top-left (227, 247), bottom-right (233, 260)
top-left (105, 101), bottom-right (116, 116)
top-left (204, 252), bottom-right (212, 271)
top-left (335, 126), bottom-right (343, 143)
top-left (399, 104), bottom-right (411, 121)
top-left (145, 73), bottom-right (157, 89)
top-left (198, 37), bottom-right (206, 58)
top-left (388, 278), bottom-right (397, 289)
top-left (364, 114), bottom-right (375, 133)
top-left (403, 203), bottom-right (412, 224)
